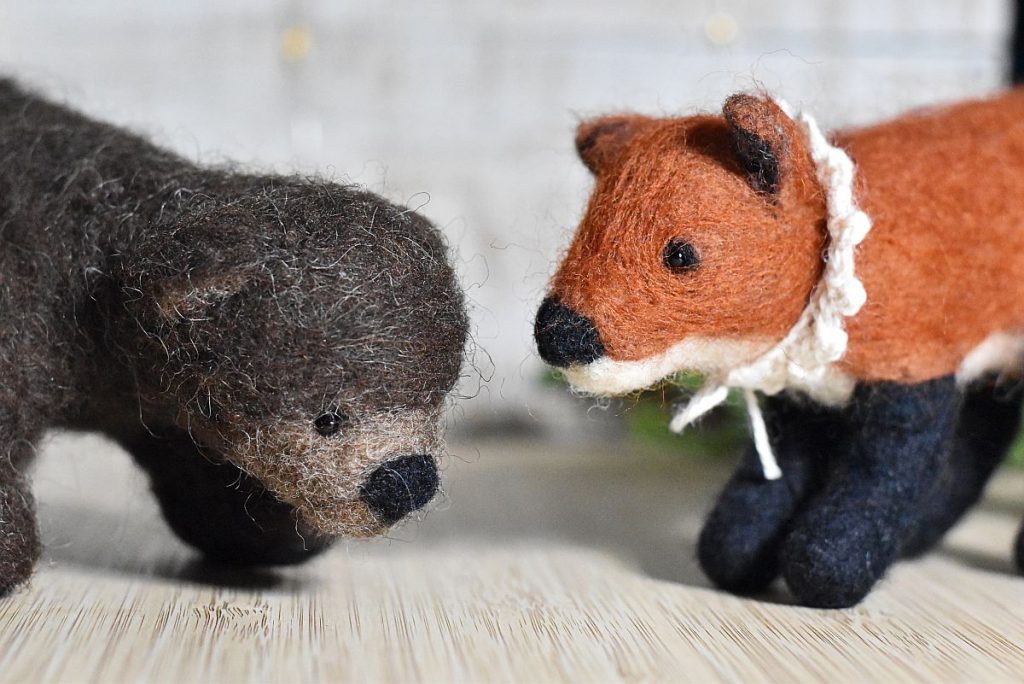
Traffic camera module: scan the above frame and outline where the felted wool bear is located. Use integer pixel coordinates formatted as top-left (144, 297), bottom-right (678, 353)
top-left (0, 79), bottom-right (468, 594)
top-left (535, 89), bottom-right (1024, 608)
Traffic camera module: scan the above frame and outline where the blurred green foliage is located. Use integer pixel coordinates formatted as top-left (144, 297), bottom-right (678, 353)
top-left (546, 369), bottom-right (1024, 468)
top-left (624, 394), bottom-right (746, 455)
top-left (617, 381), bottom-right (748, 458)
top-left (1009, 430), bottom-right (1024, 468)
top-left (543, 369), bottom-right (748, 458)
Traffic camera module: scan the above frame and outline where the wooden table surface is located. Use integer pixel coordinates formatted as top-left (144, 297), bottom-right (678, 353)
top-left (2, 432), bottom-right (1024, 683)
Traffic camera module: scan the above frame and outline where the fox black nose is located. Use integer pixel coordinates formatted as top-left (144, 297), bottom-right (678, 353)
top-left (359, 454), bottom-right (439, 525)
top-left (534, 296), bottom-right (605, 368)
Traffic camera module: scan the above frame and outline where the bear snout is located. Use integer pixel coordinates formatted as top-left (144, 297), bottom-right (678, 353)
top-left (358, 454), bottom-right (440, 525)
top-left (534, 296), bottom-right (605, 367)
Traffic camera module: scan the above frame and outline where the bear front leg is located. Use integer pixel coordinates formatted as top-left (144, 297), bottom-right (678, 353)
top-left (0, 443), bottom-right (41, 595)
top-left (902, 377), bottom-right (1023, 557)
top-left (127, 428), bottom-right (334, 566)
top-left (698, 395), bottom-right (843, 594)
top-left (781, 377), bottom-right (961, 608)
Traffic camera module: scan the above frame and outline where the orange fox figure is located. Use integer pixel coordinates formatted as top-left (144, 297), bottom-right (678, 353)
top-left (535, 91), bottom-right (1024, 608)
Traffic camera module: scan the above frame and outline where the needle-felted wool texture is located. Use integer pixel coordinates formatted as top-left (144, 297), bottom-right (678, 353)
top-left (536, 89), bottom-right (1024, 608)
top-left (0, 78), bottom-right (468, 594)
top-left (549, 92), bottom-right (1024, 380)
top-left (551, 97), bottom-right (827, 364)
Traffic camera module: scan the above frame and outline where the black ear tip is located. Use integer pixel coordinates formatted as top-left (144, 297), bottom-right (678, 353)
top-left (576, 118), bottom-right (630, 150)
top-left (732, 128), bottom-right (781, 194)
top-left (574, 116), bottom-right (645, 175)
top-left (722, 95), bottom-right (786, 195)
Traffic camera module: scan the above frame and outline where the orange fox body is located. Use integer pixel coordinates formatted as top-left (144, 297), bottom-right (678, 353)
top-left (549, 90), bottom-right (1024, 395)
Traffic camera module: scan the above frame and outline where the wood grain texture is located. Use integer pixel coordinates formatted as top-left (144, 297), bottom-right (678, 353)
top-left (2, 433), bottom-right (1024, 683)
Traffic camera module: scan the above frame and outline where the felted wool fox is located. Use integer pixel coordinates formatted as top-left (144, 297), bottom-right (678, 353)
top-left (0, 79), bottom-right (468, 594)
top-left (535, 89), bottom-right (1024, 608)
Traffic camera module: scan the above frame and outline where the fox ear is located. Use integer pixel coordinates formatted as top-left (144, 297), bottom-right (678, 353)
top-left (722, 93), bottom-right (792, 195)
top-left (575, 115), bottom-right (650, 175)
top-left (153, 270), bottom-right (251, 320)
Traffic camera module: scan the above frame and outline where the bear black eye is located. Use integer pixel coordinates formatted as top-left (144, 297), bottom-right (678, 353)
top-left (663, 239), bottom-right (700, 272)
top-left (313, 410), bottom-right (347, 437)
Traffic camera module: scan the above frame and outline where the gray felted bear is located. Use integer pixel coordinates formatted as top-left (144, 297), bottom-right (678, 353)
top-left (0, 79), bottom-right (468, 593)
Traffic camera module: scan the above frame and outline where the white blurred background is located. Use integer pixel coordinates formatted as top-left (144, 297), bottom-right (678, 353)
top-left (0, 0), bottom-right (1012, 435)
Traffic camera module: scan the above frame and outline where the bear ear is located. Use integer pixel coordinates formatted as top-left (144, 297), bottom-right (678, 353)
top-left (722, 93), bottom-right (791, 195)
top-left (575, 115), bottom-right (649, 175)
top-left (153, 270), bottom-right (251, 321)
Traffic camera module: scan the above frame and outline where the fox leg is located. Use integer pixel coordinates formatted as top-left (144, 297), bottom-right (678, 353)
top-left (902, 377), bottom-right (1023, 557)
top-left (780, 376), bottom-right (960, 608)
top-left (697, 395), bottom-right (842, 594)
top-left (127, 428), bottom-right (333, 566)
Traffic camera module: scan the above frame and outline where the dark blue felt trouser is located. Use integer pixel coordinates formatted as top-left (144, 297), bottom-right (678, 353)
top-left (699, 375), bottom-right (1023, 608)
top-left (903, 379), bottom-right (1024, 557)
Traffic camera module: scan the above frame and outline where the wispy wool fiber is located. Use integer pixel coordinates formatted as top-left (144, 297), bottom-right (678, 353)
top-left (0, 78), bottom-right (469, 594)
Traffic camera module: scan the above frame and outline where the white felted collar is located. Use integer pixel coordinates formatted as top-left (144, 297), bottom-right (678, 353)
top-left (669, 100), bottom-right (872, 480)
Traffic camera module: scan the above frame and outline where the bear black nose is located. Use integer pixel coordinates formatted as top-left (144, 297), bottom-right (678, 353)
top-left (359, 454), bottom-right (439, 525)
top-left (534, 296), bottom-right (605, 367)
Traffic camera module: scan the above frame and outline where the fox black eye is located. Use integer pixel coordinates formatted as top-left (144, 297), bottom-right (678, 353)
top-left (314, 410), bottom-right (347, 436)
top-left (663, 239), bottom-right (700, 272)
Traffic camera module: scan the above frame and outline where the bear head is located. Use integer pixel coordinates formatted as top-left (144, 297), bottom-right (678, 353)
top-left (117, 178), bottom-right (468, 537)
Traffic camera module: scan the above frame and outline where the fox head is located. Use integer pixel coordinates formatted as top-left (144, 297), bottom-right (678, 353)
top-left (536, 93), bottom-right (829, 394)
